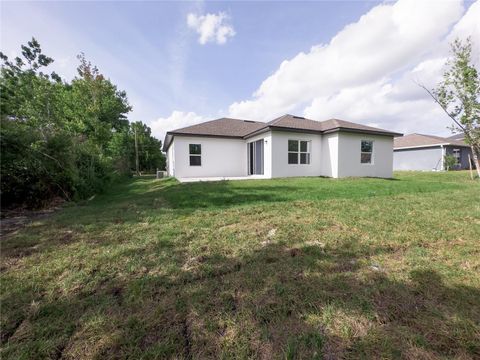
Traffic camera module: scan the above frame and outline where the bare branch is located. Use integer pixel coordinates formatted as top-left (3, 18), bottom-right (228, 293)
top-left (414, 80), bottom-right (466, 132)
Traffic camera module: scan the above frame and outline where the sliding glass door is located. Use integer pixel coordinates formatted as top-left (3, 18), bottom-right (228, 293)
top-left (248, 140), bottom-right (264, 175)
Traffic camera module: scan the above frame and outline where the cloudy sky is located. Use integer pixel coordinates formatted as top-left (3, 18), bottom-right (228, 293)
top-left (1, 0), bottom-right (479, 142)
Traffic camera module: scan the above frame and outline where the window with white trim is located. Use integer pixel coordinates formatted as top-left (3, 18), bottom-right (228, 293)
top-left (452, 148), bottom-right (461, 165)
top-left (288, 140), bottom-right (311, 164)
top-left (361, 140), bottom-right (373, 164)
top-left (189, 144), bottom-right (201, 166)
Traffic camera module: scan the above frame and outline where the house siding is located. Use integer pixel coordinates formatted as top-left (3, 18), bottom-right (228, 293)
top-left (166, 131), bottom-right (396, 180)
top-left (393, 145), bottom-right (473, 171)
top-left (444, 146), bottom-right (472, 170)
top-left (337, 133), bottom-right (394, 178)
top-left (270, 131), bottom-right (323, 178)
top-left (394, 147), bottom-right (444, 171)
top-left (171, 136), bottom-right (247, 178)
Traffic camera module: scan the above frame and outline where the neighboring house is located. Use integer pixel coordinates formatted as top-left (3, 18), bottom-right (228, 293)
top-left (393, 133), bottom-right (473, 171)
top-left (163, 114), bottom-right (402, 180)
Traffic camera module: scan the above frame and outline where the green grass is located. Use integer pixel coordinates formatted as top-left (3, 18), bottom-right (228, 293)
top-left (1, 171), bottom-right (479, 359)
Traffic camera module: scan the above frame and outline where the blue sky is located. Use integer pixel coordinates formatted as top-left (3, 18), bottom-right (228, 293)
top-left (1, 1), bottom-right (479, 141)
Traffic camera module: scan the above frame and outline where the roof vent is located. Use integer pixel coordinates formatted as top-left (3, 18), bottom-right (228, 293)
top-left (243, 120), bottom-right (255, 123)
top-left (292, 116), bottom-right (305, 119)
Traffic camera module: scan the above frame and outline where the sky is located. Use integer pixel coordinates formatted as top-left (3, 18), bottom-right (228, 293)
top-left (1, 0), bottom-right (479, 143)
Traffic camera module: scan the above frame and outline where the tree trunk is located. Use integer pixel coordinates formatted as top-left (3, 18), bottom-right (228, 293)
top-left (471, 144), bottom-right (480, 178)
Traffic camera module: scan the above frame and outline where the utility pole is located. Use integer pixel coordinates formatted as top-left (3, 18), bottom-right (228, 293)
top-left (134, 124), bottom-right (140, 175)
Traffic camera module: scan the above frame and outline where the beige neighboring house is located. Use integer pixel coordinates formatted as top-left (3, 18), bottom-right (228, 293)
top-left (393, 133), bottom-right (474, 171)
top-left (163, 114), bottom-right (402, 181)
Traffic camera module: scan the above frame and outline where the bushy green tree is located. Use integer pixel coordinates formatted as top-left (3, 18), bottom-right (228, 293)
top-left (1, 38), bottom-right (163, 208)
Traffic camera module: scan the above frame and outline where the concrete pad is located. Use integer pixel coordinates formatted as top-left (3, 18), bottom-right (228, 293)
top-left (177, 175), bottom-right (269, 183)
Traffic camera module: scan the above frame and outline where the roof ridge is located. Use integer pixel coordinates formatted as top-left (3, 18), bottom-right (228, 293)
top-left (268, 114), bottom-right (290, 125)
top-left (414, 133), bottom-right (450, 141)
top-left (221, 117), bottom-right (264, 124)
top-left (320, 118), bottom-right (341, 125)
top-left (172, 118), bottom-right (221, 132)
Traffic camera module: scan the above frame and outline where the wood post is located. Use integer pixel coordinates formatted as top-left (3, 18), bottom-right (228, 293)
top-left (468, 153), bottom-right (474, 180)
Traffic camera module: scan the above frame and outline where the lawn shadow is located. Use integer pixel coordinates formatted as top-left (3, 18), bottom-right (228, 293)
top-left (3, 241), bottom-right (479, 359)
top-left (0, 174), bottom-right (466, 274)
top-left (1, 174), bottom-right (478, 358)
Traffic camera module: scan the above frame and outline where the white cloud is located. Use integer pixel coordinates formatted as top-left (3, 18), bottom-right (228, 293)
top-left (228, 0), bottom-right (480, 136)
top-left (305, 0), bottom-right (480, 136)
top-left (159, 1), bottom-right (479, 140)
top-left (150, 111), bottom-right (208, 142)
top-left (187, 12), bottom-right (235, 45)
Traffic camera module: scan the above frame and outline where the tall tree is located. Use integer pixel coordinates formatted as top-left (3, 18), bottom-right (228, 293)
top-left (1, 38), bottom-right (136, 208)
top-left (420, 38), bottom-right (480, 177)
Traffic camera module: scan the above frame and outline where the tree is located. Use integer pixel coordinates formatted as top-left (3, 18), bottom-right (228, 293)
top-left (1, 38), bottom-right (136, 208)
top-left (419, 38), bottom-right (480, 177)
top-left (444, 154), bottom-right (457, 171)
top-left (130, 121), bottom-right (165, 173)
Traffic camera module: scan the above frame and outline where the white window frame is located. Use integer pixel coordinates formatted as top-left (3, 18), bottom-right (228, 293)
top-left (288, 140), bottom-right (311, 165)
top-left (189, 144), bottom-right (202, 166)
top-left (452, 148), bottom-right (461, 165)
top-left (360, 140), bottom-right (374, 165)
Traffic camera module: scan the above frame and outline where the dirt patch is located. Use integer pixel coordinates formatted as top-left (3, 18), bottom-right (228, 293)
top-left (327, 259), bottom-right (360, 273)
top-left (372, 285), bottom-right (425, 324)
top-left (1, 316), bottom-right (24, 344)
top-left (9, 319), bottom-right (33, 343)
top-left (182, 315), bottom-right (193, 360)
top-left (1, 200), bottom-right (64, 238)
top-left (288, 248), bottom-right (302, 257)
top-left (182, 255), bottom-right (209, 271)
top-left (321, 334), bottom-right (346, 360)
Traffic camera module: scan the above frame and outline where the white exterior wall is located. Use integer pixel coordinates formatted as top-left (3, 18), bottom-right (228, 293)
top-left (393, 147), bottom-right (444, 171)
top-left (270, 131), bottom-right (323, 178)
top-left (166, 142), bottom-right (175, 177)
top-left (336, 133), bottom-right (394, 178)
top-left (320, 133), bottom-right (339, 178)
top-left (166, 131), bottom-right (395, 180)
top-left (246, 132), bottom-right (272, 178)
top-left (172, 136), bottom-right (247, 178)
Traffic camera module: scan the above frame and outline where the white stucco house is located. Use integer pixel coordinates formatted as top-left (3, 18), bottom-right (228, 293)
top-left (163, 114), bottom-right (402, 181)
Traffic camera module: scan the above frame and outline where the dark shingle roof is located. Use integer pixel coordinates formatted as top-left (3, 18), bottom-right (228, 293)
top-left (163, 114), bottom-right (402, 151)
top-left (394, 133), bottom-right (469, 149)
top-left (168, 117), bottom-right (266, 137)
top-left (266, 114), bottom-right (400, 135)
top-left (447, 133), bottom-right (465, 141)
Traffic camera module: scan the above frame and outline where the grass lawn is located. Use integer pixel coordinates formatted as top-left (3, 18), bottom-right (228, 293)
top-left (1, 171), bottom-right (479, 359)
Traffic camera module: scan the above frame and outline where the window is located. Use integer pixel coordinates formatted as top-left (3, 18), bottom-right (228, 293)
top-left (361, 140), bottom-right (373, 164)
top-left (452, 148), bottom-right (461, 165)
top-left (288, 140), bottom-right (310, 164)
top-left (189, 144), bottom-right (201, 166)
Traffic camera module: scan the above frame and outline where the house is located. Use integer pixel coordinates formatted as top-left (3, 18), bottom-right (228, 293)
top-left (163, 114), bottom-right (402, 181)
top-left (447, 133), bottom-right (466, 142)
top-left (393, 133), bottom-right (473, 171)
